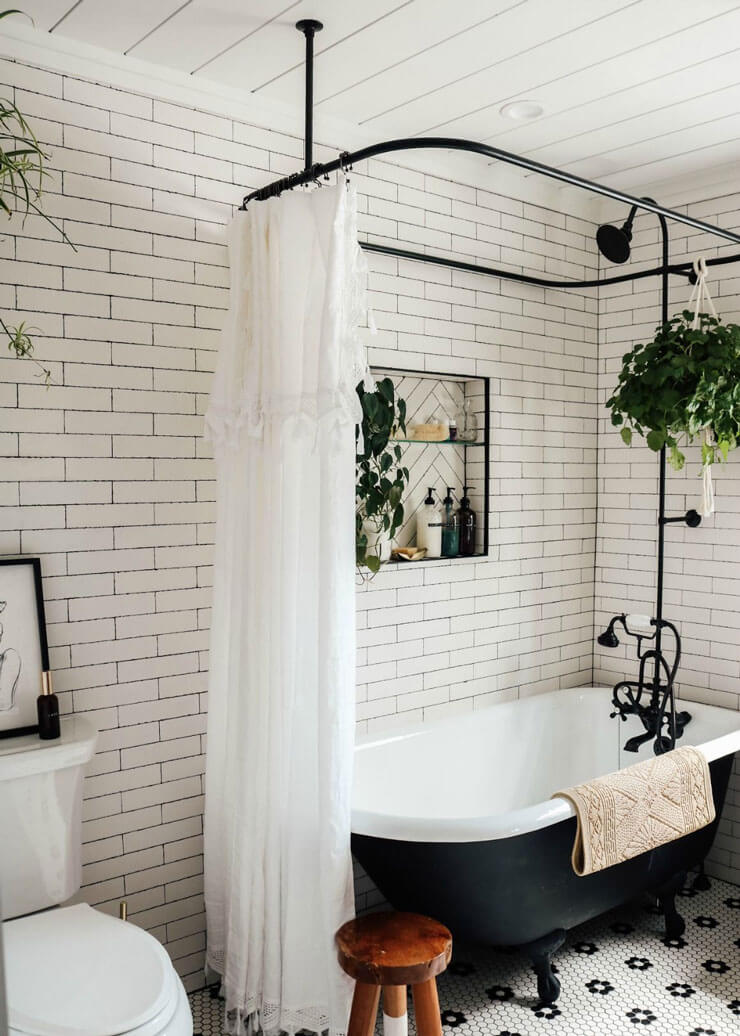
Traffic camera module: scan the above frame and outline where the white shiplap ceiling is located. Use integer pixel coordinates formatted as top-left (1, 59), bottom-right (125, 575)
top-left (11, 0), bottom-right (740, 201)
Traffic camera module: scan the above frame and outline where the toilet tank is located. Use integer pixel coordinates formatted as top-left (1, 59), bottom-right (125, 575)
top-left (0, 717), bottom-right (97, 919)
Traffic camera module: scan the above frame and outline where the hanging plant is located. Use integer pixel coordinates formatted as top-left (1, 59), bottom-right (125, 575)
top-left (356, 377), bottom-right (409, 574)
top-left (0, 8), bottom-right (72, 383)
top-left (607, 310), bottom-right (740, 472)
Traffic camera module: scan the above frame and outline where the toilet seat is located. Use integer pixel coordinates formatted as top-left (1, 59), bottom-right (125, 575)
top-left (4, 903), bottom-right (182, 1036)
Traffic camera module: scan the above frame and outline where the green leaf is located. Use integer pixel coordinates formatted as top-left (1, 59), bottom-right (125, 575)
top-left (620, 426), bottom-right (632, 446)
top-left (669, 445), bottom-right (685, 471)
top-left (646, 429), bottom-right (665, 452)
top-left (392, 503), bottom-right (404, 530)
top-left (365, 554), bottom-right (381, 574)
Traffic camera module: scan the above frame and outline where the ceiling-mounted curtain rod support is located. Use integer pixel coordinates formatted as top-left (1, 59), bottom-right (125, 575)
top-left (360, 241), bottom-right (740, 290)
top-left (295, 19), bottom-right (322, 170)
top-left (240, 135), bottom-right (740, 249)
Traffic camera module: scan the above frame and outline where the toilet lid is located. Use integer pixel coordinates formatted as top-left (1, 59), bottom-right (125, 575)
top-left (4, 903), bottom-right (177, 1036)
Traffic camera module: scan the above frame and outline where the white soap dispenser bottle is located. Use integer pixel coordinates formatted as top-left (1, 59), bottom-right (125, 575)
top-left (416, 487), bottom-right (442, 558)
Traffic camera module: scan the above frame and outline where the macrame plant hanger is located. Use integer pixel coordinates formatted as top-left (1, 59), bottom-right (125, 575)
top-left (687, 257), bottom-right (719, 517)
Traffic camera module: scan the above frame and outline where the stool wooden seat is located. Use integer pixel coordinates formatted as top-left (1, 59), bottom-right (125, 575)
top-left (336, 912), bottom-right (452, 1036)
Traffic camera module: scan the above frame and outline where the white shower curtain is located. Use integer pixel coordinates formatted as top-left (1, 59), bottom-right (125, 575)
top-left (203, 183), bottom-right (366, 1036)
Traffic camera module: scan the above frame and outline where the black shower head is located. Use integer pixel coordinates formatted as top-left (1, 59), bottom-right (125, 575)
top-left (596, 220), bottom-right (633, 264)
top-left (596, 204), bottom-right (639, 264)
top-left (597, 617), bottom-right (620, 649)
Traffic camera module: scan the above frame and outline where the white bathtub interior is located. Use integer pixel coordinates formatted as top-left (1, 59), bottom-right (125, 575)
top-left (352, 686), bottom-right (740, 842)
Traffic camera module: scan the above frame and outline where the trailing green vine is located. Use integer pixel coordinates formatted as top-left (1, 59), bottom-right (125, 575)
top-left (356, 377), bottom-right (409, 574)
top-left (607, 310), bottom-right (740, 472)
top-left (0, 9), bottom-right (72, 383)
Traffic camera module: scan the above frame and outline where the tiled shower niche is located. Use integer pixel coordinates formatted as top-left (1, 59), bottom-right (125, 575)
top-left (370, 367), bottom-right (490, 561)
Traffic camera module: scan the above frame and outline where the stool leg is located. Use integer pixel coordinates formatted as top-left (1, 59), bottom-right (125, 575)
top-left (348, 982), bottom-right (381, 1036)
top-left (382, 985), bottom-right (408, 1036)
top-left (412, 978), bottom-right (442, 1036)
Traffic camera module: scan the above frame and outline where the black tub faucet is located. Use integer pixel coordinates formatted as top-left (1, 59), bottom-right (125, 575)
top-left (597, 612), bottom-right (691, 755)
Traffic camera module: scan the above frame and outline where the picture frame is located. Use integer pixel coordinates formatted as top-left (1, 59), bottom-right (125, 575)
top-left (0, 558), bottom-right (49, 739)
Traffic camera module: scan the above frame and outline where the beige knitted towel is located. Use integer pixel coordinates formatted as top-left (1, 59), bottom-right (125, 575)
top-left (553, 746), bottom-right (715, 876)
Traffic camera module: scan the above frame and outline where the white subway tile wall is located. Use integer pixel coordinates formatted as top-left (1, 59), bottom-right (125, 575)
top-left (595, 206), bottom-right (740, 886)
top-left (4, 52), bottom-right (735, 991)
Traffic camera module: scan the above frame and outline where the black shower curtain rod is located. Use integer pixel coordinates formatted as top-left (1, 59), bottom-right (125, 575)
top-left (240, 19), bottom-right (740, 292)
top-left (361, 241), bottom-right (740, 290)
top-left (240, 136), bottom-right (740, 292)
top-left (241, 136), bottom-right (740, 248)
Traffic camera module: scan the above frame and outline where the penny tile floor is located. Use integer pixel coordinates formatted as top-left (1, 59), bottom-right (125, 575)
top-left (189, 876), bottom-right (740, 1036)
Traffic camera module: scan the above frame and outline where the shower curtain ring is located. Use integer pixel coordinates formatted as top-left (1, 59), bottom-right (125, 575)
top-left (339, 150), bottom-right (353, 183)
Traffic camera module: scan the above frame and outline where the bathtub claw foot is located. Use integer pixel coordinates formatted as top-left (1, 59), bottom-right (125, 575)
top-left (657, 871), bottom-right (687, 939)
top-left (524, 928), bottom-right (566, 1004)
top-left (692, 863), bottom-right (711, 892)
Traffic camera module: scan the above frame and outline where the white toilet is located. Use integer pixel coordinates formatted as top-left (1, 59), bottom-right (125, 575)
top-left (0, 716), bottom-right (193, 1035)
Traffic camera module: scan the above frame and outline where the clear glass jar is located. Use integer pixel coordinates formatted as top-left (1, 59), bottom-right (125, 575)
top-left (459, 398), bottom-right (479, 442)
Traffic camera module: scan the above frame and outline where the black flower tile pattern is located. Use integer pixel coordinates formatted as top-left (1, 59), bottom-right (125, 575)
top-left (702, 959), bottom-right (730, 975)
top-left (189, 876), bottom-right (740, 1036)
top-left (586, 978), bottom-right (614, 995)
top-left (486, 985), bottom-right (514, 1003)
top-left (531, 1003), bottom-right (561, 1020)
top-left (626, 1007), bottom-right (657, 1025)
top-left (666, 982), bottom-right (695, 998)
top-left (626, 955), bottom-right (653, 971)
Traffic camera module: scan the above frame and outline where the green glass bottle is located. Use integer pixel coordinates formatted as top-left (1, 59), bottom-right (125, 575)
top-left (441, 487), bottom-right (459, 557)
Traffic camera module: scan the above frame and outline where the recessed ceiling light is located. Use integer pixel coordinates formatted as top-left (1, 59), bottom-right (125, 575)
top-left (500, 100), bottom-right (544, 121)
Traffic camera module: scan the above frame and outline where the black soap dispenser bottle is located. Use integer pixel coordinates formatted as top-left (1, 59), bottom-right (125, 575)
top-left (458, 486), bottom-right (477, 556)
top-left (441, 487), bottom-right (459, 557)
top-left (37, 670), bottom-right (60, 740)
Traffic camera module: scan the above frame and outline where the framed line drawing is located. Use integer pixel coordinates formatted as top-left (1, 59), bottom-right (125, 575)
top-left (0, 558), bottom-right (49, 739)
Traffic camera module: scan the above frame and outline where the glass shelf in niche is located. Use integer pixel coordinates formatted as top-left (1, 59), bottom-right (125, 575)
top-left (390, 437), bottom-right (485, 447)
top-left (388, 551), bottom-right (487, 565)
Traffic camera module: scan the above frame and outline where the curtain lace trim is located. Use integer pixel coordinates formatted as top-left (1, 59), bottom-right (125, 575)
top-left (205, 181), bottom-right (374, 456)
top-left (204, 388), bottom-right (360, 450)
top-left (206, 968), bottom-right (346, 1036)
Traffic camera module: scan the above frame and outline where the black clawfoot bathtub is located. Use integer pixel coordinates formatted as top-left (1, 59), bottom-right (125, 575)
top-left (351, 687), bottom-right (739, 1003)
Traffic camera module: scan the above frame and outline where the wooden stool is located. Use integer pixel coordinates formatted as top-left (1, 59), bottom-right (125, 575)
top-left (336, 911), bottom-right (452, 1036)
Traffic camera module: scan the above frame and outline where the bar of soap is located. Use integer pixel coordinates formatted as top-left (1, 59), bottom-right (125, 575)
top-left (626, 613), bottom-right (653, 635)
top-left (391, 547), bottom-right (428, 561)
top-left (409, 422), bottom-right (449, 441)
